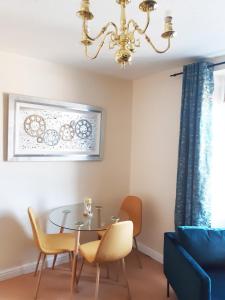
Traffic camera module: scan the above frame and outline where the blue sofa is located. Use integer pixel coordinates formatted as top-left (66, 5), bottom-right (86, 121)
top-left (164, 227), bottom-right (225, 300)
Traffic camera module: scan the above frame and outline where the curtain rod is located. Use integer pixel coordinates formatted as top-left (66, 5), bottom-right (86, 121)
top-left (170, 61), bottom-right (225, 77)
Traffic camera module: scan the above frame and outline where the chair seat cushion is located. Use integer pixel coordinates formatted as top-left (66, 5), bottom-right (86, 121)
top-left (206, 268), bottom-right (225, 300)
top-left (44, 233), bottom-right (75, 254)
top-left (80, 240), bottom-right (101, 263)
top-left (177, 227), bottom-right (225, 267)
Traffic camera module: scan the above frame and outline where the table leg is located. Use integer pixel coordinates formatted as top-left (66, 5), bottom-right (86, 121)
top-left (71, 230), bottom-right (80, 294)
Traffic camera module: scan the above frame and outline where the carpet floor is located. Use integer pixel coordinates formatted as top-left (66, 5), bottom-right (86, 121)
top-left (0, 252), bottom-right (177, 300)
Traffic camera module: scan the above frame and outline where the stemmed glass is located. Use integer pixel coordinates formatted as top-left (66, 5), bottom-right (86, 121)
top-left (83, 197), bottom-right (93, 217)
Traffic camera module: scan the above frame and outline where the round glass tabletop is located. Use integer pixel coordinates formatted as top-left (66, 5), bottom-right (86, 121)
top-left (49, 203), bottom-right (123, 231)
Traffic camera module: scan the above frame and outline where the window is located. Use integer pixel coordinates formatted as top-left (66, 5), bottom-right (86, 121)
top-left (211, 70), bottom-right (225, 227)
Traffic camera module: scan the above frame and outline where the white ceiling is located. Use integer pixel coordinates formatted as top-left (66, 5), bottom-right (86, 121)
top-left (0, 0), bottom-right (225, 79)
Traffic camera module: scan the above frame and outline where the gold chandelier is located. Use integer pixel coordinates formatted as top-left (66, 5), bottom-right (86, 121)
top-left (77, 0), bottom-right (176, 67)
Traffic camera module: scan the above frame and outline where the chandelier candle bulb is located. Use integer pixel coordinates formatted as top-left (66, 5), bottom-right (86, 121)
top-left (77, 0), bottom-right (94, 20)
top-left (161, 16), bottom-right (176, 39)
top-left (76, 0), bottom-right (176, 66)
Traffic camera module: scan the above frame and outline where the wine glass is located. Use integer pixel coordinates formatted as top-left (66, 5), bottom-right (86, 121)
top-left (83, 197), bottom-right (93, 217)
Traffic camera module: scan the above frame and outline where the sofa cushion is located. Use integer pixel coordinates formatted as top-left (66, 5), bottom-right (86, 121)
top-left (206, 268), bottom-right (225, 300)
top-left (177, 226), bottom-right (225, 267)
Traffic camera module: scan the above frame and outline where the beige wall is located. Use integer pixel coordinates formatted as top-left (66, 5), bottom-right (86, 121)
top-left (130, 69), bottom-right (182, 254)
top-left (0, 49), bottom-right (187, 274)
top-left (0, 52), bottom-right (132, 272)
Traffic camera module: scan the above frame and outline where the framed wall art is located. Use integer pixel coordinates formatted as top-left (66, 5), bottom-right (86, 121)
top-left (7, 94), bottom-right (104, 161)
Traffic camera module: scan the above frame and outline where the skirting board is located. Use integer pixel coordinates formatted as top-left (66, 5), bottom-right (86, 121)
top-left (137, 241), bottom-right (163, 264)
top-left (0, 253), bottom-right (69, 282)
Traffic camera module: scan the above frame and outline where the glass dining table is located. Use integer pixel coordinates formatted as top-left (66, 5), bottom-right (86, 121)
top-left (48, 203), bottom-right (126, 293)
top-left (49, 203), bottom-right (121, 232)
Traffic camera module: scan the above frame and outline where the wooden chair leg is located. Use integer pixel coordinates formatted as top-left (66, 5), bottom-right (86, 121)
top-left (71, 254), bottom-right (78, 293)
top-left (76, 257), bottom-right (84, 285)
top-left (68, 252), bottom-right (73, 270)
top-left (34, 254), bottom-right (46, 300)
top-left (71, 229), bottom-right (80, 294)
top-left (34, 252), bottom-right (42, 277)
top-left (52, 226), bottom-right (64, 270)
top-left (167, 280), bottom-right (170, 298)
top-left (133, 237), bottom-right (142, 269)
top-left (106, 264), bottom-right (110, 279)
top-left (121, 258), bottom-right (131, 300)
top-left (115, 261), bottom-right (120, 282)
top-left (95, 264), bottom-right (101, 300)
top-left (52, 254), bottom-right (58, 270)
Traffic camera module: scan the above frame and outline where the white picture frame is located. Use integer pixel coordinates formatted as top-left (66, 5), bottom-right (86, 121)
top-left (7, 94), bottom-right (104, 161)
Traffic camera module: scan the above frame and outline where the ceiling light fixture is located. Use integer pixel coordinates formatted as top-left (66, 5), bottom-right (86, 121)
top-left (77, 0), bottom-right (176, 67)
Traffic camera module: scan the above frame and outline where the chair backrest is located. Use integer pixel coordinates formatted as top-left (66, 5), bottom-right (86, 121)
top-left (120, 196), bottom-right (142, 237)
top-left (95, 221), bottom-right (133, 263)
top-left (28, 207), bottom-right (46, 252)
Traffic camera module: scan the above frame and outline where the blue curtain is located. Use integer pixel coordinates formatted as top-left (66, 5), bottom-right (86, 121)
top-left (175, 62), bottom-right (214, 227)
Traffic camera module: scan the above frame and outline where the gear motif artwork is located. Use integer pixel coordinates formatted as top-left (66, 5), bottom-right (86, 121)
top-left (23, 115), bottom-right (94, 148)
top-left (70, 120), bottom-right (76, 130)
top-left (43, 129), bottom-right (60, 146)
top-left (37, 133), bottom-right (44, 144)
top-left (10, 95), bottom-right (103, 161)
top-left (75, 119), bottom-right (92, 139)
top-left (24, 115), bottom-right (46, 137)
top-left (60, 124), bottom-right (75, 141)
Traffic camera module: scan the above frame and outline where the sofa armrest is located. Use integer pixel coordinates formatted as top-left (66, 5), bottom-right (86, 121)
top-left (164, 232), bottom-right (211, 300)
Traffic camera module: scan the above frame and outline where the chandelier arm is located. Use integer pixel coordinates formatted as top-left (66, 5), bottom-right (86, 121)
top-left (145, 34), bottom-right (171, 53)
top-left (127, 12), bottom-right (150, 35)
top-left (85, 31), bottom-right (114, 60)
top-left (83, 20), bottom-right (118, 42)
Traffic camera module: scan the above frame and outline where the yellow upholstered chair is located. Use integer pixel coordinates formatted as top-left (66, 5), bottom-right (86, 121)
top-left (79, 221), bottom-right (133, 300)
top-left (28, 207), bottom-right (75, 299)
top-left (98, 195), bottom-right (143, 268)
